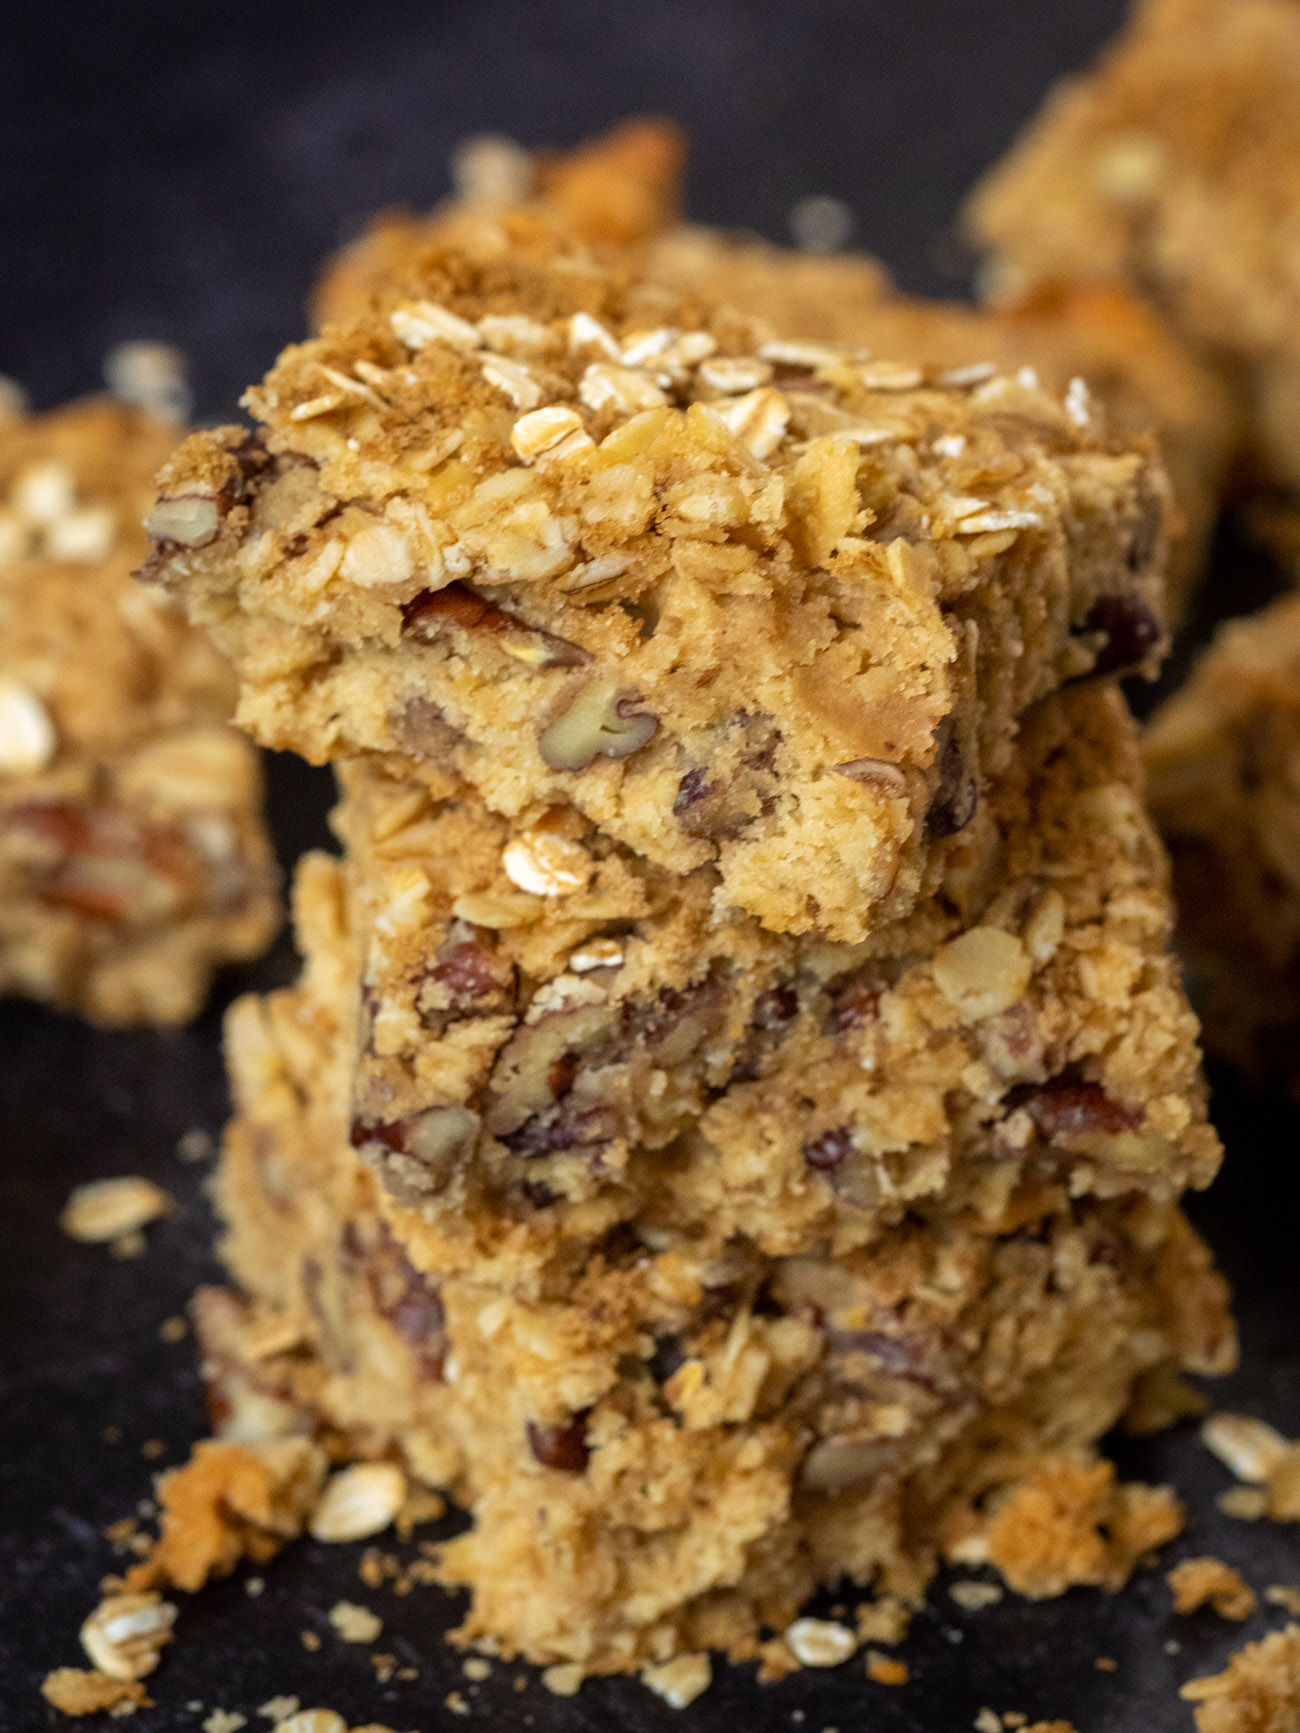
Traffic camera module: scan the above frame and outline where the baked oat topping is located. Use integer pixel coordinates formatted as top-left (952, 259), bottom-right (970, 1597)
top-left (147, 234), bottom-right (1170, 943)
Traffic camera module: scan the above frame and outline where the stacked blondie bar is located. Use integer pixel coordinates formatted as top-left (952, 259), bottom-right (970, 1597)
top-left (0, 392), bottom-right (278, 1025)
top-left (133, 224), bottom-right (1233, 1689)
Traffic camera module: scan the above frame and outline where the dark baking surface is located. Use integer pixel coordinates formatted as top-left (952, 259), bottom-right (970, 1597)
top-left (2, 1), bottom-right (1300, 1727)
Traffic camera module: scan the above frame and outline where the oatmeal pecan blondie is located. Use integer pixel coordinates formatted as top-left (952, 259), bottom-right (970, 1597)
top-left (331, 684), bottom-right (1219, 1289)
top-left (191, 850), bottom-right (1232, 1679)
top-left (314, 121), bottom-right (1234, 620)
top-left (143, 238), bottom-right (1170, 944)
top-left (1145, 591), bottom-right (1300, 1083)
top-left (0, 396), bottom-right (278, 1024)
top-left (965, 0), bottom-right (1300, 499)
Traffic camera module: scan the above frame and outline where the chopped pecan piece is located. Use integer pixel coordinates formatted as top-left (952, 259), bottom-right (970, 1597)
top-left (417, 920), bottom-right (516, 1034)
top-left (350, 1106), bottom-right (479, 1203)
top-left (11, 799), bottom-right (206, 924)
top-left (926, 723), bottom-right (977, 838)
top-left (1075, 591), bottom-right (1162, 677)
top-left (526, 1414), bottom-right (590, 1472)
top-left (672, 722), bottom-right (780, 841)
top-left (1007, 1075), bottom-right (1140, 1143)
top-left (538, 683), bottom-right (657, 770)
top-left (731, 982), bottom-right (799, 1082)
top-left (403, 581), bottom-right (590, 669)
top-left (803, 1127), bottom-right (855, 1171)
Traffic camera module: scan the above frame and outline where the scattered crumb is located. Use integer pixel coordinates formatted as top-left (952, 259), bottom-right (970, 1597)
top-left (176, 1128), bottom-right (214, 1162)
top-left (1219, 1486), bottom-right (1269, 1520)
top-left (109, 1229), bottom-right (148, 1260)
top-left (328, 1601), bottom-right (382, 1644)
top-left (257, 1699), bottom-right (300, 1722)
top-left (785, 1617), bottom-right (856, 1668)
top-left (395, 1486), bottom-right (445, 1538)
top-left (1165, 1639), bottom-right (1182, 1655)
top-left (1168, 1557), bottom-right (1257, 1620)
top-left (1182, 1623), bottom-right (1300, 1732)
top-left (202, 1713), bottom-right (246, 1733)
top-left (1094, 1656), bottom-right (1118, 1672)
top-left (141, 1439), bottom-right (166, 1461)
top-left (103, 1426), bottom-right (123, 1445)
top-left (1201, 1413), bottom-right (1300, 1521)
top-left (187, 1706), bottom-right (204, 1715)
top-left (462, 1657), bottom-right (490, 1682)
top-left (975, 1712), bottom-right (1002, 1733)
top-left (395, 1667), bottom-right (418, 1682)
top-left (41, 1669), bottom-right (150, 1716)
top-left (641, 1653), bottom-right (712, 1708)
top-left (984, 1457), bottom-right (1182, 1597)
top-left (369, 1656), bottom-right (396, 1685)
top-left (513, 1676), bottom-right (527, 1692)
top-left (444, 1691), bottom-right (470, 1717)
top-left (1267, 1586), bottom-right (1300, 1616)
top-left (61, 1177), bottom-right (168, 1244)
top-left (950, 1580), bottom-right (1004, 1611)
top-left (245, 1577), bottom-right (265, 1598)
top-left (854, 1595), bottom-right (912, 1645)
top-left (300, 1630), bottom-right (321, 1652)
top-left (542, 1663), bottom-right (583, 1696)
top-left (159, 1315), bottom-right (188, 1343)
top-left (865, 1650), bottom-right (908, 1685)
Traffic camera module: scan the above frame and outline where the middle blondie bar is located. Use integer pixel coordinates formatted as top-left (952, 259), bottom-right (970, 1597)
top-left (143, 236), bottom-right (1170, 943)
top-left (255, 682), bottom-right (1220, 1298)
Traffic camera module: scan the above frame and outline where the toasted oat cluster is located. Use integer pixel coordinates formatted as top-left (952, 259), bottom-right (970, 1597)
top-left (1145, 592), bottom-right (1300, 1086)
top-left (0, 396), bottom-right (278, 1024)
top-left (965, 0), bottom-right (1300, 499)
top-left (194, 848), bottom-right (1233, 1679)
top-left (337, 684), bottom-right (1218, 1280)
top-left (144, 238), bottom-right (1171, 943)
top-left (313, 120), bottom-right (1234, 619)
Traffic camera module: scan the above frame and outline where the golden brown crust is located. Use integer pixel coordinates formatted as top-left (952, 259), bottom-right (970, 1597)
top-left (313, 121), bottom-right (1232, 619)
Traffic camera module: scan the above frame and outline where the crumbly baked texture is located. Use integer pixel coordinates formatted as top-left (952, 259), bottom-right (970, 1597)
top-left (193, 850), bottom-right (1233, 1679)
top-left (314, 120), bottom-right (1232, 622)
top-left (1166, 1555), bottom-right (1257, 1619)
top-left (143, 232), bottom-right (1173, 944)
top-left (325, 684), bottom-right (1220, 1289)
top-left (1181, 1622), bottom-right (1300, 1733)
top-left (1145, 592), bottom-right (1300, 1084)
top-left (0, 396), bottom-right (278, 1024)
top-left (964, 0), bottom-right (1300, 500)
top-left (643, 243), bottom-right (1234, 625)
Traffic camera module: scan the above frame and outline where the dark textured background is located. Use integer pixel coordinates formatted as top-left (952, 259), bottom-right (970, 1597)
top-left (2, 2), bottom-right (1299, 1728)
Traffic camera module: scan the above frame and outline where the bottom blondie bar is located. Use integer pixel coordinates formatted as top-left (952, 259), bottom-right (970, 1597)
top-left (154, 851), bottom-right (1233, 1686)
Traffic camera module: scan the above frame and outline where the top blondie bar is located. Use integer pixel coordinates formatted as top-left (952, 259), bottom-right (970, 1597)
top-left (316, 120), bottom-right (1234, 620)
top-left (145, 234), bottom-right (1170, 942)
